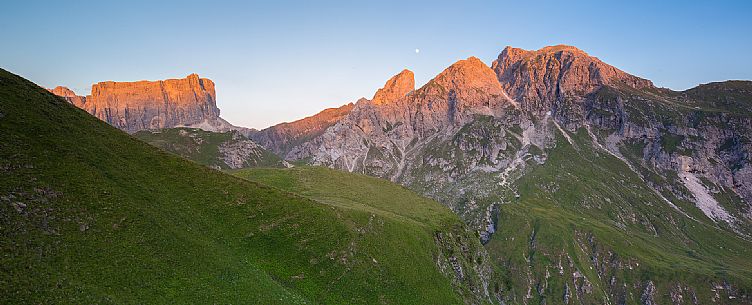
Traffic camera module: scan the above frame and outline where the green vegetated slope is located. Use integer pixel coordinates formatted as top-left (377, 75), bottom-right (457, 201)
top-left (683, 81), bottom-right (752, 114)
top-left (134, 128), bottom-right (285, 169)
top-left (487, 127), bottom-right (752, 304)
top-left (0, 68), bottom-right (484, 304)
top-left (586, 83), bottom-right (752, 235)
top-left (233, 166), bottom-right (501, 304)
top-left (233, 166), bottom-right (455, 228)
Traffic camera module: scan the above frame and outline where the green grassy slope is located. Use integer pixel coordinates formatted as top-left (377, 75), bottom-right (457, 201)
top-left (486, 128), bottom-right (752, 304)
top-left (233, 166), bottom-right (455, 228)
top-left (0, 68), bottom-right (484, 304)
top-left (233, 166), bottom-right (501, 303)
top-left (134, 128), bottom-right (285, 169)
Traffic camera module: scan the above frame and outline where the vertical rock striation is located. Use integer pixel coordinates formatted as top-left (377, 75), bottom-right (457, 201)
top-left (86, 73), bottom-right (219, 133)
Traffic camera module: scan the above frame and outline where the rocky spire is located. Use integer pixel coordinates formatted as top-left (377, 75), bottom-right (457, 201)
top-left (372, 69), bottom-right (415, 105)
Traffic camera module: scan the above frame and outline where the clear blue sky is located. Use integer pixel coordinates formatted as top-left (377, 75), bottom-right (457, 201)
top-left (2, 0), bottom-right (751, 129)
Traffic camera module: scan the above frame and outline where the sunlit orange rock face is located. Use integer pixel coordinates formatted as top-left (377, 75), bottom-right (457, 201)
top-left (49, 74), bottom-right (220, 133)
top-left (354, 56), bottom-right (512, 137)
top-left (372, 69), bottom-right (415, 105)
top-left (250, 103), bottom-right (355, 155)
top-left (415, 56), bottom-right (512, 125)
top-left (283, 56), bottom-right (519, 174)
top-left (48, 86), bottom-right (77, 97)
top-left (492, 45), bottom-right (653, 113)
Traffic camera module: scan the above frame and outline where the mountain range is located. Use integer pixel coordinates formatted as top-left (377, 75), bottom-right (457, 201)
top-left (39, 44), bottom-right (752, 304)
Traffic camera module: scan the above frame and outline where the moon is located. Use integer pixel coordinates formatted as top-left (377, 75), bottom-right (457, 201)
top-left (415, 48), bottom-right (420, 54)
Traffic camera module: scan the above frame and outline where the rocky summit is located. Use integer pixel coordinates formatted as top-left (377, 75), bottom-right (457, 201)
top-left (49, 74), bottom-right (248, 134)
top-left (371, 69), bottom-right (415, 105)
top-left (492, 45), bottom-right (653, 114)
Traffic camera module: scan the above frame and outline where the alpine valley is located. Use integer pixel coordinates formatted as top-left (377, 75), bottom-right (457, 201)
top-left (7, 44), bottom-right (752, 304)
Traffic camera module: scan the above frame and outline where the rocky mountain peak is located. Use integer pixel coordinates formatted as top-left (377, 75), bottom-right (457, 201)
top-left (422, 56), bottom-right (508, 102)
top-left (47, 86), bottom-right (87, 108)
top-left (435, 57), bottom-right (493, 81)
top-left (492, 45), bottom-right (653, 112)
top-left (372, 69), bottom-right (415, 105)
top-left (48, 86), bottom-right (78, 97)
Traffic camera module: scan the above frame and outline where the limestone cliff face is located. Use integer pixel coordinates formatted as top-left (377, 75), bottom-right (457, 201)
top-left (249, 103), bottom-right (355, 156)
top-left (417, 56), bottom-right (513, 126)
top-left (582, 83), bottom-right (752, 225)
top-left (86, 74), bottom-right (219, 133)
top-left (492, 45), bottom-right (653, 114)
top-left (50, 74), bottom-right (233, 134)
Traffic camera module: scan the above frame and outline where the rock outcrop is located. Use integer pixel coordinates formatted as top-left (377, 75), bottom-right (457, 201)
top-left (492, 45), bottom-right (653, 114)
top-left (133, 128), bottom-right (287, 170)
top-left (249, 102), bottom-right (355, 156)
top-left (47, 86), bottom-right (86, 108)
top-left (372, 69), bottom-right (415, 105)
top-left (49, 74), bottom-right (248, 134)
